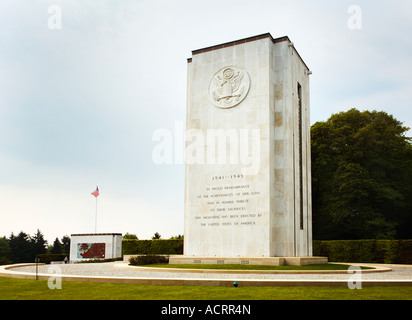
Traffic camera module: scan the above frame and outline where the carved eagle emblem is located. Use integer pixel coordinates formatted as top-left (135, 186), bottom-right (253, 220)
top-left (209, 66), bottom-right (250, 109)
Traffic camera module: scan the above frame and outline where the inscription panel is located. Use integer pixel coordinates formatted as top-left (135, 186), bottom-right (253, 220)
top-left (191, 173), bottom-right (263, 229)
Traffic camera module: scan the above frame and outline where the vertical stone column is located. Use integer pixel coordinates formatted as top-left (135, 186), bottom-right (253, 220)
top-left (184, 34), bottom-right (312, 258)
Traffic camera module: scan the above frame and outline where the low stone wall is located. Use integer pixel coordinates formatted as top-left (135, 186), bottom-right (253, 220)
top-left (168, 256), bottom-right (328, 266)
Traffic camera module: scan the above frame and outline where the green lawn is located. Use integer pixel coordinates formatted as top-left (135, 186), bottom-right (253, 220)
top-left (0, 277), bottom-right (411, 300)
top-left (144, 263), bottom-right (373, 271)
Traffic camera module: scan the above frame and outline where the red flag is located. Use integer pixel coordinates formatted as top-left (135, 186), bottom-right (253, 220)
top-left (91, 186), bottom-right (99, 197)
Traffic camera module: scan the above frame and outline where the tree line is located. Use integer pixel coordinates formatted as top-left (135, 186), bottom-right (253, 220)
top-left (0, 230), bottom-right (70, 265)
top-left (123, 232), bottom-right (184, 240)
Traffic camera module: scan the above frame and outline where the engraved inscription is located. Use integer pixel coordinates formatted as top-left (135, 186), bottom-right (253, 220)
top-left (193, 173), bottom-right (263, 227)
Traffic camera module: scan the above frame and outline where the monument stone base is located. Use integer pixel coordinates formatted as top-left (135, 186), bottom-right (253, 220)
top-left (169, 255), bottom-right (328, 267)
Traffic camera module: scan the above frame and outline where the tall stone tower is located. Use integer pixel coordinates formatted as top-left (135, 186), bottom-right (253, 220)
top-left (179, 33), bottom-right (319, 263)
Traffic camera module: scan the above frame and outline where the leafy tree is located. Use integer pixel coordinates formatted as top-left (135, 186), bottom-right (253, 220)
top-left (61, 235), bottom-right (71, 255)
top-left (170, 234), bottom-right (184, 239)
top-left (311, 109), bottom-right (412, 240)
top-left (0, 237), bottom-right (11, 265)
top-left (31, 229), bottom-right (48, 257)
top-left (8, 231), bottom-right (33, 263)
top-left (152, 232), bottom-right (161, 239)
top-left (123, 232), bottom-right (138, 240)
top-left (46, 244), bottom-right (53, 254)
top-left (0, 237), bottom-right (11, 257)
top-left (51, 237), bottom-right (63, 254)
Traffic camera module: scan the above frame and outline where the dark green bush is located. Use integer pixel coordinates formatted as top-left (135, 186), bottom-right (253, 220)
top-left (122, 239), bottom-right (183, 255)
top-left (394, 240), bottom-right (412, 264)
top-left (36, 254), bottom-right (68, 264)
top-left (129, 255), bottom-right (169, 265)
top-left (313, 240), bottom-right (412, 264)
top-left (0, 257), bottom-right (12, 265)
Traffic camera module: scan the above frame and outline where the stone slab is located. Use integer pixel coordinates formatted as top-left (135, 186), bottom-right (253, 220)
top-left (169, 255), bottom-right (327, 266)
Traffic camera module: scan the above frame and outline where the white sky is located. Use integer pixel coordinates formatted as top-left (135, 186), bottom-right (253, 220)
top-left (0, 0), bottom-right (411, 243)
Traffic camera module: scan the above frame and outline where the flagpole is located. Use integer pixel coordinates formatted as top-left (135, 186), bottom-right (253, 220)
top-left (95, 196), bottom-right (98, 233)
top-left (91, 185), bottom-right (99, 233)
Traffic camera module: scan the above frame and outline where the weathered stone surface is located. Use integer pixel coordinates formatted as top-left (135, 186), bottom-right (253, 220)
top-left (184, 33), bottom-right (312, 258)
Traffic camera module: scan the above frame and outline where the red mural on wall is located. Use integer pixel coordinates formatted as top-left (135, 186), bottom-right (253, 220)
top-left (78, 243), bottom-right (106, 259)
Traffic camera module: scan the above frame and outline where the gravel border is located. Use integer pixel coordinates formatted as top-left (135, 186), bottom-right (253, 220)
top-left (4, 261), bottom-right (412, 281)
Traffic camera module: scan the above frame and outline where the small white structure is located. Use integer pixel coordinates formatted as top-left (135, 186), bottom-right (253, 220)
top-left (70, 233), bottom-right (122, 262)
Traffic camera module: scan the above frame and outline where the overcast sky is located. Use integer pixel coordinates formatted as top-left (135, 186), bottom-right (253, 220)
top-left (1, 0), bottom-right (411, 243)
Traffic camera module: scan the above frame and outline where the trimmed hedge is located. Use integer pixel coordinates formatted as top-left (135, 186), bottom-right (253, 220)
top-left (122, 239), bottom-right (183, 255)
top-left (121, 239), bottom-right (412, 264)
top-left (129, 255), bottom-right (169, 265)
top-left (313, 240), bottom-right (412, 264)
top-left (36, 254), bottom-right (68, 264)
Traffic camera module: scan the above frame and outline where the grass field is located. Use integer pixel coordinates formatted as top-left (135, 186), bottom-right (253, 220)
top-left (0, 277), bottom-right (411, 300)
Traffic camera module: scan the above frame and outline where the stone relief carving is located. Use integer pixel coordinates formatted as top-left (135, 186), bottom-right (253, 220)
top-left (209, 66), bottom-right (250, 108)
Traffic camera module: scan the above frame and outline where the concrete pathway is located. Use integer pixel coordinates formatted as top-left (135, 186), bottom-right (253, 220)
top-left (1, 262), bottom-right (412, 287)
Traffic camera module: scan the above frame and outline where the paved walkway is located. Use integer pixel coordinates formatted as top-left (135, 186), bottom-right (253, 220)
top-left (1, 262), bottom-right (412, 287)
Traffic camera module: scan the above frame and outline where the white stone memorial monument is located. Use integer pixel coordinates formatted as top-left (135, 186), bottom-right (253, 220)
top-left (171, 33), bottom-right (326, 265)
top-left (69, 233), bottom-right (122, 262)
